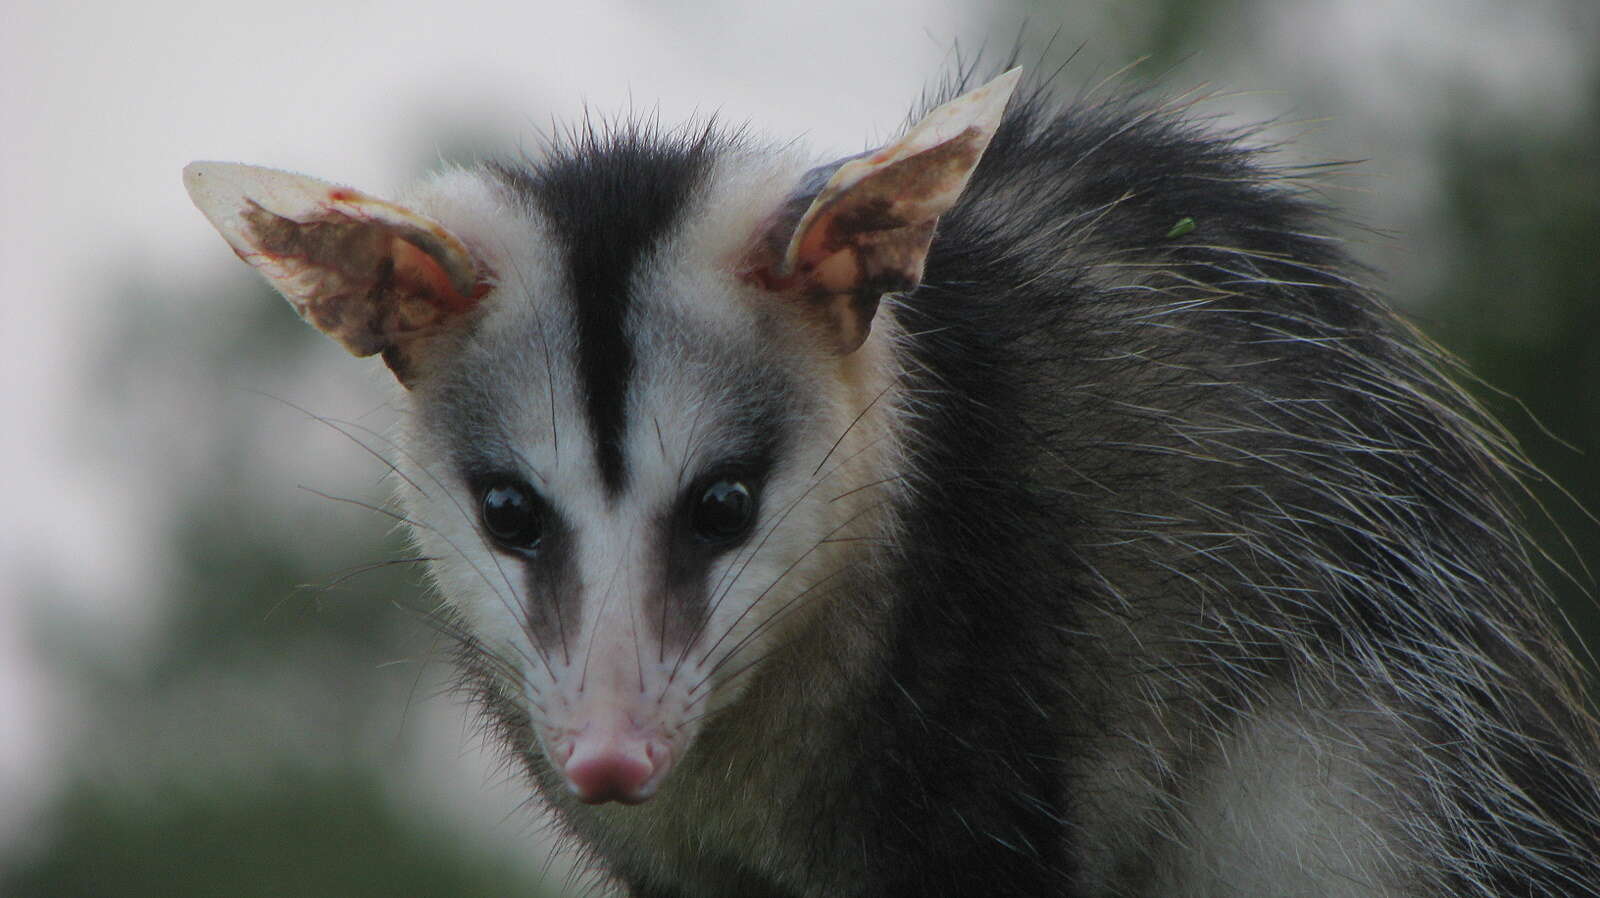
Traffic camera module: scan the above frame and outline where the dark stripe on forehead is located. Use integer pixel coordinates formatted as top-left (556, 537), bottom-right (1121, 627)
top-left (489, 124), bottom-right (721, 494)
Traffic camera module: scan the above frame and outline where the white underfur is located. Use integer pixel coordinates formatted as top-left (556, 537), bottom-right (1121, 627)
top-left (1071, 684), bottom-right (1414, 897)
top-left (1173, 703), bottom-right (1406, 898)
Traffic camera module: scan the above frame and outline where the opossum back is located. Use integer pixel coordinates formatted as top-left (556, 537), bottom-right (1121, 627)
top-left (885, 80), bottom-right (1600, 895)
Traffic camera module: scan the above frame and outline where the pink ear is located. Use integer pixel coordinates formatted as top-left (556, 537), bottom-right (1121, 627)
top-left (744, 69), bottom-right (1020, 355)
top-left (183, 163), bottom-right (491, 364)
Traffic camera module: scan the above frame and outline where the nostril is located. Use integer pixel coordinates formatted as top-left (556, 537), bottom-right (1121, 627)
top-left (564, 747), bottom-right (656, 805)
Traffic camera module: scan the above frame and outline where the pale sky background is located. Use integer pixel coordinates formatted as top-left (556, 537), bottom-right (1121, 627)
top-left (3, 0), bottom-right (1593, 882)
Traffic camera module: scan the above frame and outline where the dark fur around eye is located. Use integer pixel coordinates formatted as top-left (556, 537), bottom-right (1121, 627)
top-left (692, 478), bottom-right (756, 544)
top-left (479, 479), bottom-right (545, 552)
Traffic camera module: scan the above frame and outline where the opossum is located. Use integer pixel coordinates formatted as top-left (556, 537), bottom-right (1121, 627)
top-left (184, 67), bottom-right (1600, 896)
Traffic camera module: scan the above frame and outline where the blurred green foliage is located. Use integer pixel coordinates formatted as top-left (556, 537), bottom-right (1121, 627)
top-left (7, 770), bottom-right (543, 898)
top-left (5, 281), bottom-right (556, 896)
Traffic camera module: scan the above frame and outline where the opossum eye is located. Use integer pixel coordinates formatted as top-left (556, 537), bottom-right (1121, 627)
top-left (692, 479), bottom-right (755, 544)
top-left (480, 481), bottom-right (545, 552)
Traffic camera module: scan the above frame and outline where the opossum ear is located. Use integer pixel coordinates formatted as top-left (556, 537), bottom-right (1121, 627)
top-left (744, 68), bottom-right (1020, 355)
top-left (183, 162), bottom-right (491, 384)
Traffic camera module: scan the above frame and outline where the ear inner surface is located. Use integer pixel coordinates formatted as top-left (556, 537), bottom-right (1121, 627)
top-left (744, 68), bottom-right (1020, 355)
top-left (183, 162), bottom-right (490, 359)
top-left (235, 200), bottom-right (488, 357)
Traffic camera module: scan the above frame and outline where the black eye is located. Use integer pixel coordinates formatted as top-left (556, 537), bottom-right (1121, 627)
top-left (692, 479), bottom-right (755, 544)
top-left (480, 481), bottom-right (544, 551)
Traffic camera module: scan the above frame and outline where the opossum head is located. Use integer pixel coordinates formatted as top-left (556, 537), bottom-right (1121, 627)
top-left (183, 71), bottom-right (1018, 805)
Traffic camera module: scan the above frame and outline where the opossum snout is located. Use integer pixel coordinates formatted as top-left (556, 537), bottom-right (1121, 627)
top-left (542, 639), bottom-right (695, 806)
top-left (561, 731), bottom-right (668, 805)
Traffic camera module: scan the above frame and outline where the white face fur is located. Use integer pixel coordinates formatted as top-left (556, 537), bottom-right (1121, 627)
top-left (391, 159), bottom-right (901, 805)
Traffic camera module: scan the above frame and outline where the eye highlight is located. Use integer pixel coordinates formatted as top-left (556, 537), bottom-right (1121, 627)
top-left (691, 478), bottom-right (756, 544)
top-left (480, 480), bottom-right (545, 552)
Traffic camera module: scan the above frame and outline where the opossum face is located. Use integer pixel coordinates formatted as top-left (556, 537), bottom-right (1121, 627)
top-left (397, 161), bottom-right (859, 804)
top-left (183, 71), bottom-right (1017, 805)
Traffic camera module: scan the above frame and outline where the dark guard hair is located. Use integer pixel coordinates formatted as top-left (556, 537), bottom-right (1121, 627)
top-left (438, 72), bottom-right (1600, 897)
top-left (854, 72), bottom-right (1600, 895)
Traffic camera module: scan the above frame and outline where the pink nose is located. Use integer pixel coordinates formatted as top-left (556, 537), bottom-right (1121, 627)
top-left (563, 742), bottom-right (657, 805)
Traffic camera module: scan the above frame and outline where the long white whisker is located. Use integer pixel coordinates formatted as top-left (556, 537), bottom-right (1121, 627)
top-left (297, 485), bottom-right (556, 683)
top-left (263, 392), bottom-right (563, 680)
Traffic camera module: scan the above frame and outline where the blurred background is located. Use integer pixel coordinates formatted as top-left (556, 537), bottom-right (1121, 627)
top-left (4, 0), bottom-right (1597, 895)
